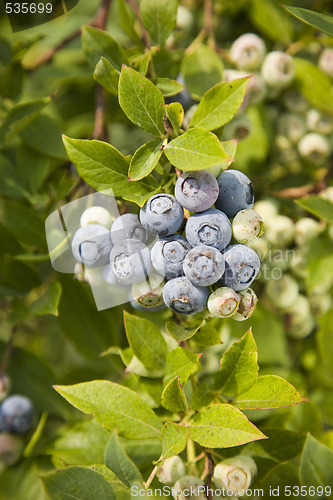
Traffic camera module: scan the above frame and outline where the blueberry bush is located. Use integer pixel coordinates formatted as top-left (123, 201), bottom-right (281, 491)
top-left (1, 0), bottom-right (333, 498)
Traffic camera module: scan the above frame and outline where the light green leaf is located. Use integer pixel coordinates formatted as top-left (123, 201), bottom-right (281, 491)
top-left (234, 375), bottom-right (305, 410)
top-left (54, 381), bottom-right (162, 439)
top-left (164, 347), bottom-right (201, 386)
top-left (158, 422), bottom-right (188, 461)
top-left (42, 466), bottom-right (116, 500)
top-left (165, 318), bottom-right (204, 343)
top-left (161, 376), bottom-right (188, 413)
top-left (164, 128), bottom-right (230, 170)
top-left (300, 434), bottom-right (333, 487)
top-left (20, 114), bottom-right (67, 159)
top-left (90, 465), bottom-right (128, 493)
top-left (140, 0), bottom-right (178, 46)
top-left (296, 196), bottom-right (333, 223)
top-left (294, 57), bottom-right (333, 114)
top-left (0, 460), bottom-right (45, 500)
top-left (104, 430), bottom-right (143, 487)
top-left (306, 254), bottom-right (333, 294)
top-left (163, 102), bottom-right (184, 135)
top-left (118, 66), bottom-right (165, 137)
top-left (94, 57), bottom-right (119, 95)
top-left (283, 5), bottom-right (333, 36)
top-left (215, 329), bottom-right (259, 397)
top-left (62, 136), bottom-right (159, 206)
top-left (189, 77), bottom-right (250, 131)
top-left (189, 403), bottom-right (266, 448)
top-left (181, 45), bottom-right (224, 99)
top-left (248, 0), bottom-right (293, 44)
top-left (190, 383), bottom-right (215, 411)
top-left (193, 324), bottom-right (221, 347)
top-left (82, 25), bottom-right (128, 70)
top-left (118, 0), bottom-right (142, 45)
top-left (123, 311), bottom-right (167, 370)
top-left (128, 138), bottom-right (163, 181)
top-left (155, 78), bottom-right (184, 97)
top-left (30, 281), bottom-right (62, 316)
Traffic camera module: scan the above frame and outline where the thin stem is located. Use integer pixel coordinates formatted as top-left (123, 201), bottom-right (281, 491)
top-left (145, 465), bottom-right (158, 489)
top-left (187, 438), bottom-right (197, 475)
top-left (127, 0), bottom-right (150, 47)
top-left (204, 0), bottom-right (215, 50)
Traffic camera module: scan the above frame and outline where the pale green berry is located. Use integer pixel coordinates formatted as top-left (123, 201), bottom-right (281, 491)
top-left (287, 312), bottom-right (316, 339)
top-left (224, 114), bottom-right (251, 141)
top-left (0, 433), bottom-right (24, 466)
top-left (275, 135), bottom-right (298, 164)
top-left (318, 48), bottom-right (333, 77)
top-left (253, 199), bottom-right (279, 225)
top-left (307, 109), bottom-right (333, 135)
top-left (232, 288), bottom-right (258, 321)
top-left (309, 292), bottom-right (332, 317)
top-left (297, 133), bottom-right (330, 165)
top-left (265, 215), bottom-right (295, 247)
top-left (173, 476), bottom-right (206, 500)
top-left (266, 274), bottom-right (299, 309)
top-left (282, 89), bottom-right (309, 113)
top-left (277, 113), bottom-right (307, 144)
top-left (80, 206), bottom-right (113, 229)
top-left (294, 217), bottom-right (323, 246)
top-left (0, 374), bottom-right (11, 403)
top-left (213, 456), bottom-right (257, 495)
top-left (261, 51), bottom-right (295, 89)
top-left (208, 287), bottom-right (240, 318)
top-left (176, 6), bottom-right (194, 30)
top-left (131, 274), bottom-right (165, 308)
top-left (289, 249), bottom-right (308, 279)
top-left (248, 237), bottom-right (269, 260)
top-left (156, 456), bottom-right (185, 485)
top-left (232, 209), bottom-right (264, 245)
top-left (320, 187), bottom-right (333, 203)
top-left (230, 33), bottom-right (266, 71)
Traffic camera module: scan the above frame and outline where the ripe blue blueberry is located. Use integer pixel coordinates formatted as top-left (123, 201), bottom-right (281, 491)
top-left (183, 245), bottom-right (225, 286)
top-left (110, 213), bottom-right (148, 245)
top-left (163, 276), bottom-right (209, 315)
top-left (140, 194), bottom-right (184, 237)
top-left (110, 239), bottom-right (151, 285)
top-left (220, 244), bottom-right (260, 291)
top-left (185, 208), bottom-right (232, 251)
top-left (175, 170), bottom-right (219, 212)
top-left (0, 395), bottom-right (34, 434)
top-left (151, 235), bottom-right (191, 279)
top-left (215, 170), bottom-right (254, 218)
top-left (71, 224), bottom-right (112, 268)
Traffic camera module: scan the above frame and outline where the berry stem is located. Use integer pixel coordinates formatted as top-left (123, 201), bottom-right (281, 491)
top-left (145, 464), bottom-right (158, 489)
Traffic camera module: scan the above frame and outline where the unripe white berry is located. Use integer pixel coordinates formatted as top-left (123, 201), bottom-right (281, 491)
top-left (265, 215), bottom-right (294, 246)
top-left (309, 292), bottom-right (332, 317)
top-left (176, 6), bottom-right (194, 30)
top-left (282, 89), bottom-right (309, 113)
top-left (287, 312), bottom-right (316, 339)
top-left (266, 274), bottom-right (299, 309)
top-left (275, 135), bottom-right (298, 164)
top-left (208, 287), bottom-right (240, 318)
top-left (230, 34), bottom-right (266, 71)
top-left (232, 209), bottom-right (264, 245)
top-left (232, 288), bottom-right (258, 321)
top-left (307, 109), bottom-right (333, 135)
top-left (277, 113), bottom-right (307, 144)
top-left (297, 133), bottom-right (330, 165)
top-left (320, 187), bottom-right (333, 203)
top-left (156, 456), bottom-right (185, 485)
top-left (318, 48), bottom-right (333, 77)
top-left (0, 433), bottom-right (24, 466)
top-left (253, 199), bottom-right (279, 225)
top-left (131, 274), bottom-right (165, 308)
top-left (290, 249), bottom-right (308, 280)
top-left (294, 217), bottom-right (323, 246)
top-left (224, 114), bottom-right (251, 141)
top-left (213, 456), bottom-right (257, 495)
top-left (173, 476), bottom-right (206, 500)
top-left (80, 206), bottom-right (113, 229)
top-left (261, 51), bottom-right (295, 89)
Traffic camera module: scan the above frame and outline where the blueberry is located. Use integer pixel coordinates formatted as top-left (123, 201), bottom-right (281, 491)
top-left (163, 276), bottom-right (209, 315)
top-left (215, 170), bottom-right (254, 218)
top-left (207, 287), bottom-right (240, 318)
top-left (175, 170), bottom-right (219, 212)
top-left (183, 245), bottom-right (225, 286)
top-left (232, 209), bottom-right (264, 245)
top-left (140, 194), bottom-right (184, 237)
top-left (220, 244), bottom-right (260, 291)
top-left (265, 273), bottom-right (299, 309)
top-left (71, 224), bottom-right (112, 268)
top-left (110, 239), bottom-right (151, 285)
top-left (214, 456), bottom-right (257, 495)
top-left (232, 288), bottom-right (258, 321)
top-left (230, 33), bottom-right (266, 71)
top-left (261, 51), bottom-right (295, 89)
top-left (110, 213), bottom-right (148, 245)
top-left (318, 48), bottom-right (333, 78)
top-left (102, 264), bottom-right (130, 287)
top-left (157, 456), bottom-right (186, 485)
top-left (131, 274), bottom-right (165, 308)
top-left (151, 235), bottom-right (191, 279)
top-left (277, 113), bottom-right (307, 143)
top-left (173, 476), bottom-right (206, 500)
top-left (80, 206), bottom-right (113, 229)
top-left (0, 395), bottom-right (34, 434)
top-left (185, 208), bottom-right (232, 251)
top-left (307, 109), bottom-right (333, 136)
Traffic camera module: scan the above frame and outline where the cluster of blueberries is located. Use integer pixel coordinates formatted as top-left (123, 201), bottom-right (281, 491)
top-left (71, 168), bottom-right (264, 320)
top-left (0, 374), bottom-right (34, 466)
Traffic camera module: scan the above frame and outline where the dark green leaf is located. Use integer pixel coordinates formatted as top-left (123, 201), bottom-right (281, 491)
top-left (283, 5), bottom-right (333, 36)
top-left (140, 0), bottom-right (178, 46)
top-left (82, 25), bottom-right (128, 71)
top-left (30, 282), bottom-right (62, 316)
top-left (248, 0), bottom-right (293, 44)
top-left (20, 114), bottom-right (67, 159)
top-left (296, 196), bottom-right (333, 223)
top-left (294, 57), bottom-right (333, 114)
top-left (300, 434), bottom-right (333, 487)
top-left (104, 430), bottom-right (143, 487)
top-left (118, 0), bottom-right (143, 45)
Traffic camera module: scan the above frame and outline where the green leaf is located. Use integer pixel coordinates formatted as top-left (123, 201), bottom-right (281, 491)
top-left (42, 466), bottom-right (116, 500)
top-left (164, 128), bottom-right (230, 170)
top-left (118, 66), bottom-right (165, 137)
top-left (20, 114), bottom-right (67, 159)
top-left (306, 254), bottom-right (333, 294)
top-left (158, 422), bottom-right (188, 461)
top-left (62, 136), bottom-right (159, 206)
top-left (123, 311), bottom-right (167, 370)
top-left (1, 201), bottom-right (45, 248)
top-left (54, 381), bottom-right (162, 439)
top-left (118, 0), bottom-right (142, 45)
top-left (189, 77), bottom-right (250, 131)
top-left (0, 97), bottom-right (50, 146)
top-left (317, 311), bottom-right (333, 374)
top-left (300, 434), bottom-right (333, 487)
top-left (214, 329), bottom-right (259, 397)
top-left (128, 138), bottom-right (163, 181)
top-left (189, 404), bottom-right (267, 448)
top-left (190, 383), bottom-right (215, 411)
top-left (163, 102), bottom-right (184, 135)
top-left (0, 460), bottom-right (45, 500)
top-left (30, 281), bottom-right (62, 316)
top-left (165, 318), bottom-right (204, 343)
top-left (161, 376), bottom-right (188, 413)
top-left (104, 430), bottom-right (143, 487)
top-left (193, 324), bottom-right (221, 347)
top-left (283, 5), bottom-right (333, 36)
top-left (164, 347), bottom-right (201, 386)
top-left (155, 78), bottom-right (184, 97)
top-left (0, 154), bottom-right (27, 198)
top-left (296, 196), bottom-right (333, 223)
top-left (140, 0), bottom-right (178, 46)
top-left (90, 465), bottom-right (128, 493)
top-left (294, 57), bottom-right (333, 114)
top-left (16, 143), bottom-right (50, 193)
top-left (94, 57), bottom-right (119, 95)
top-left (181, 45), bottom-right (224, 99)
top-left (249, 428), bottom-right (306, 463)
top-left (248, 0), bottom-right (293, 44)
top-left (0, 255), bottom-right (41, 294)
top-left (234, 375), bottom-right (305, 410)
top-left (82, 25), bottom-right (128, 70)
